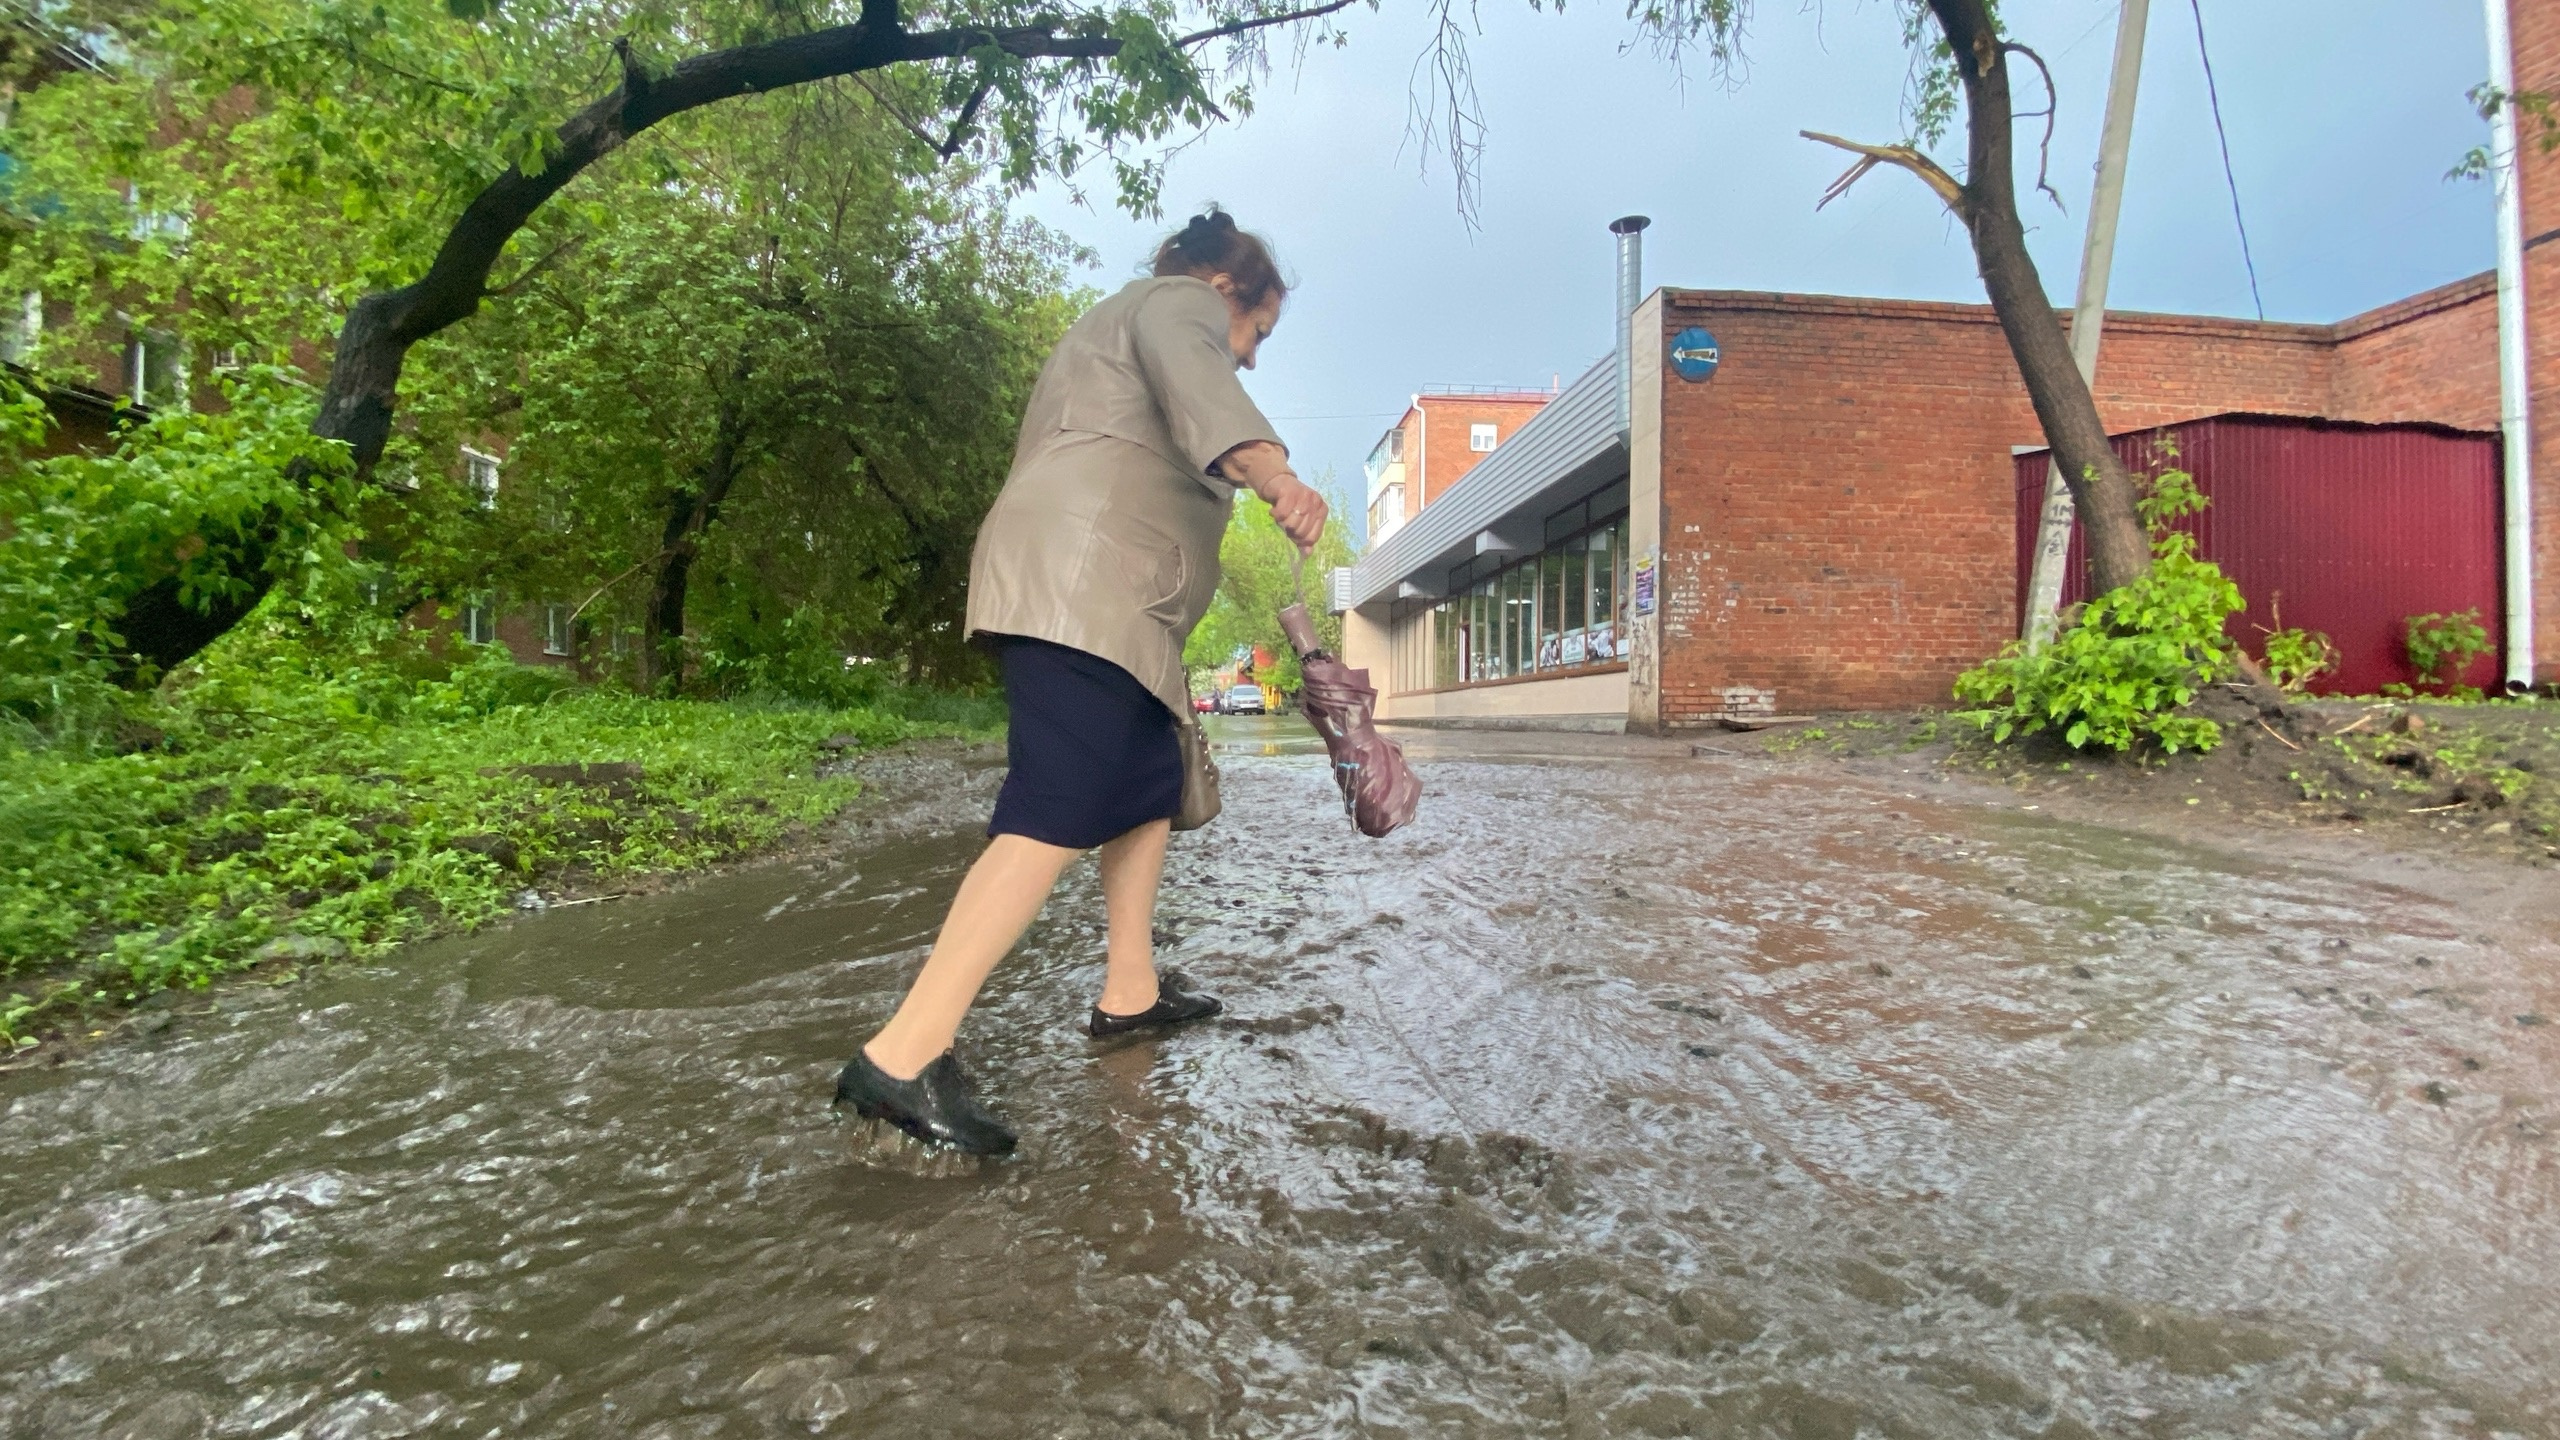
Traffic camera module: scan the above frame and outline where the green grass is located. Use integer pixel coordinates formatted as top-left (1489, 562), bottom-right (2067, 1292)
top-left (2, 684), bottom-right (1000, 1046)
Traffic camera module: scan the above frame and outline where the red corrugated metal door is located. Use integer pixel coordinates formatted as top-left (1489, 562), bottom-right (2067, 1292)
top-left (2011, 415), bottom-right (2502, 696)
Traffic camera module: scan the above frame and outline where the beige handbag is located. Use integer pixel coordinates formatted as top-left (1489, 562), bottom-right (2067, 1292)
top-left (1172, 713), bottom-right (1222, 831)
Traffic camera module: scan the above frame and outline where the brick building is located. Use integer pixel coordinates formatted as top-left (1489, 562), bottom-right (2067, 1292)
top-left (1340, 3), bottom-right (2548, 730)
top-left (1362, 389), bottom-right (1554, 544)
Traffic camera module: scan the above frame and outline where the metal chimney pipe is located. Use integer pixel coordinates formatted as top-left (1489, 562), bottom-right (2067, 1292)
top-left (1610, 215), bottom-right (1651, 437)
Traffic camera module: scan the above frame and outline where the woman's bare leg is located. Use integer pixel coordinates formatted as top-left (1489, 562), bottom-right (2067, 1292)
top-left (863, 834), bottom-right (1079, 1079)
top-left (1095, 819), bottom-right (1172, 1015)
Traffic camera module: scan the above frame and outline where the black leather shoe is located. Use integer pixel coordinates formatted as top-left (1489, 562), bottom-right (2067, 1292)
top-left (833, 1050), bottom-right (1017, 1155)
top-left (1088, 969), bottom-right (1223, 1038)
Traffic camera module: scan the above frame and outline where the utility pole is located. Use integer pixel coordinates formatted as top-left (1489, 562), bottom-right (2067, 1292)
top-left (2020, 0), bottom-right (2152, 648)
top-left (2485, 0), bottom-right (2538, 692)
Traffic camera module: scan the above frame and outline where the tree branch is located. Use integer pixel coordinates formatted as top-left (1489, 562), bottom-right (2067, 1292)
top-left (485, 234), bottom-right (587, 299)
top-left (851, 71), bottom-right (953, 153)
top-left (2001, 41), bottom-right (2064, 211)
top-left (937, 81), bottom-right (993, 158)
top-left (1175, 0), bottom-right (1363, 49)
top-left (1801, 130), bottom-right (1967, 214)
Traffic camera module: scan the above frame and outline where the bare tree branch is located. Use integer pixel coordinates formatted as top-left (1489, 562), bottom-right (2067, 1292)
top-left (1175, 0), bottom-right (1363, 49)
top-left (2001, 41), bottom-right (2064, 211)
top-left (1407, 0), bottom-right (1487, 221)
top-left (1801, 130), bottom-right (1967, 214)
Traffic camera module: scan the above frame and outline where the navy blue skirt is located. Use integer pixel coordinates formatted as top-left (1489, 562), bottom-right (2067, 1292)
top-left (986, 636), bottom-right (1183, 849)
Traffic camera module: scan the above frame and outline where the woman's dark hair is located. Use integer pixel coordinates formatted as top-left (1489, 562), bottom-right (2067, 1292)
top-left (1151, 208), bottom-right (1287, 310)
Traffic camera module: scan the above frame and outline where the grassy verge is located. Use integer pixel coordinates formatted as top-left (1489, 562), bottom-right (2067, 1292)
top-left (2, 682), bottom-right (1002, 1049)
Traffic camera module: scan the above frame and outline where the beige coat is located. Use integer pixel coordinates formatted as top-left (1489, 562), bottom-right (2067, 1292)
top-left (966, 276), bottom-right (1283, 719)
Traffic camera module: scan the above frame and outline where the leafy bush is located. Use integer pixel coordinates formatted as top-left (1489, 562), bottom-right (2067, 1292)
top-left (1954, 465), bottom-right (2243, 754)
top-left (2259, 626), bottom-right (2337, 694)
top-left (2406, 609), bottom-right (2491, 689)
top-left (0, 368), bottom-right (354, 712)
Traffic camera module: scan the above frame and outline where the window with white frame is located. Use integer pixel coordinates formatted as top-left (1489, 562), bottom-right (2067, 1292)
top-left (462, 597), bottom-right (498, 646)
top-left (462, 447), bottom-right (501, 510)
top-left (125, 327), bottom-right (186, 409)
top-left (543, 604), bottom-right (573, 657)
top-left (1469, 422), bottom-right (1497, 453)
top-left (2, 293), bottom-right (40, 365)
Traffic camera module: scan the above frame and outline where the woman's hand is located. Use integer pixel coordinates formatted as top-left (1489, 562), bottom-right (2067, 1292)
top-left (1215, 441), bottom-right (1328, 554)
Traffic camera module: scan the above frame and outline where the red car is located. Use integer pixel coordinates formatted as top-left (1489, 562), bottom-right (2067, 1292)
top-left (1193, 694), bottom-right (1216, 714)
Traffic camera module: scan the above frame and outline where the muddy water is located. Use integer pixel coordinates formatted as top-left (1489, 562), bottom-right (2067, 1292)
top-left (6, 722), bottom-right (2559, 1438)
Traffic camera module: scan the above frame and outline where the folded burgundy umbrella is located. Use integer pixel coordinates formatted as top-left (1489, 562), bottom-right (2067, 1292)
top-left (1278, 564), bottom-right (1421, 837)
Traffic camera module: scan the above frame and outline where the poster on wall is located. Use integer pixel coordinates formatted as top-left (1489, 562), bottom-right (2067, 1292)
top-left (1632, 552), bottom-right (1657, 618)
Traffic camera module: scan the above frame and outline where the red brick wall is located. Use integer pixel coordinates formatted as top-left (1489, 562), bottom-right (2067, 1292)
top-left (1413, 395), bottom-right (1551, 509)
top-left (2514, 0), bottom-right (2560, 681)
top-left (2330, 276), bottom-right (2500, 430)
top-left (1649, 287), bottom-right (2500, 721)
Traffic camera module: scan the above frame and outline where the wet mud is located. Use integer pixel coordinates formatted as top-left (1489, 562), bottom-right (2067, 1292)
top-left (5, 718), bottom-right (2558, 1437)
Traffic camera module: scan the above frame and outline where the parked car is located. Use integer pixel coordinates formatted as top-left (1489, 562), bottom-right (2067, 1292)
top-left (1193, 694), bottom-right (1216, 714)
top-left (1224, 684), bottom-right (1266, 716)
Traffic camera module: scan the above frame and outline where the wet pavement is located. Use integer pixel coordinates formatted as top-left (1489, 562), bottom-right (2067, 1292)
top-left (5, 717), bottom-right (2559, 1438)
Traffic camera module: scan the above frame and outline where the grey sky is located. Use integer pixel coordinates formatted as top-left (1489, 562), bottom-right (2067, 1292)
top-left (1019, 0), bottom-right (2497, 537)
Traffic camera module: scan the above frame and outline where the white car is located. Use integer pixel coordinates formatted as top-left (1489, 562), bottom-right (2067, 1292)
top-left (1224, 684), bottom-right (1266, 715)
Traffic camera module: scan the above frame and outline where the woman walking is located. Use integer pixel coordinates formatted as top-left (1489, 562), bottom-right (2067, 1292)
top-left (834, 210), bottom-right (1328, 1155)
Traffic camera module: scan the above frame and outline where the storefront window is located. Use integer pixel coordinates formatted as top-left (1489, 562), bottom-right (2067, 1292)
top-left (1588, 526), bottom-right (1620, 661)
top-left (1421, 489), bottom-right (1630, 690)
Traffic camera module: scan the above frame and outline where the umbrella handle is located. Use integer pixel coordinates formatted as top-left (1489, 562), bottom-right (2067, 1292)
top-left (1291, 550), bottom-right (1306, 611)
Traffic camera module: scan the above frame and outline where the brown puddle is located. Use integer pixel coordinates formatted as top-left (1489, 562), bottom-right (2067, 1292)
top-left (5, 717), bottom-right (2558, 1437)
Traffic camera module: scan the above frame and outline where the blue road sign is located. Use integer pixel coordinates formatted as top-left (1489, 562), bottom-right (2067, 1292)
top-left (1668, 327), bottom-right (1721, 383)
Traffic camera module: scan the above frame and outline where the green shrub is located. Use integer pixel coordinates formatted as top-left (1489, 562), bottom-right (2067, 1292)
top-left (2405, 609), bottom-right (2491, 689)
top-left (0, 635), bottom-right (957, 1045)
top-left (2259, 626), bottom-right (2337, 694)
top-left (1954, 465), bottom-right (2243, 754)
top-left (0, 368), bottom-right (354, 710)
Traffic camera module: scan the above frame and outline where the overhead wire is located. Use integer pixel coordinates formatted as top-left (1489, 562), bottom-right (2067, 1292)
top-left (2187, 0), bottom-right (2265, 319)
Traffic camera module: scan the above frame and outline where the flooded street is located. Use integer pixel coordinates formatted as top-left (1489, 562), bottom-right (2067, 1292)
top-left (6, 719), bottom-right (2559, 1438)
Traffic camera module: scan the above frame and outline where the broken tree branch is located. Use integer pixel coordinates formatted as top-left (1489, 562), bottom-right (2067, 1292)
top-left (1802, 130), bottom-right (1967, 214)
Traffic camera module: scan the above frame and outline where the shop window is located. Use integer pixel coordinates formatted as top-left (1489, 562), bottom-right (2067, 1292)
top-left (1537, 552), bottom-right (1565, 669)
top-left (1425, 494), bottom-right (1629, 689)
top-left (1469, 423), bottom-right (1497, 453)
top-left (543, 604), bottom-right (574, 657)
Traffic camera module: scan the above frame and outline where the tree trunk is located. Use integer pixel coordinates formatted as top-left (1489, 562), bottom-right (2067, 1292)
top-left (639, 394), bottom-right (749, 695)
top-left (1926, 0), bottom-right (2152, 597)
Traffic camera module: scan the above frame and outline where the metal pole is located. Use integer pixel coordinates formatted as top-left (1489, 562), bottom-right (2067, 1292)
top-left (1610, 216), bottom-right (1651, 440)
top-left (2486, 0), bottom-right (2539, 692)
top-left (2021, 0), bottom-right (2151, 648)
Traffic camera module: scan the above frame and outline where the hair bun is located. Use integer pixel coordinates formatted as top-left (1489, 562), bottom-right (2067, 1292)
top-left (1180, 209), bottom-right (1237, 248)
top-left (1150, 207), bottom-right (1285, 309)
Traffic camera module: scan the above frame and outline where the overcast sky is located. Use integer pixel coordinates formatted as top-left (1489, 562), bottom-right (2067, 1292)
top-left (1016, 0), bottom-right (2499, 539)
